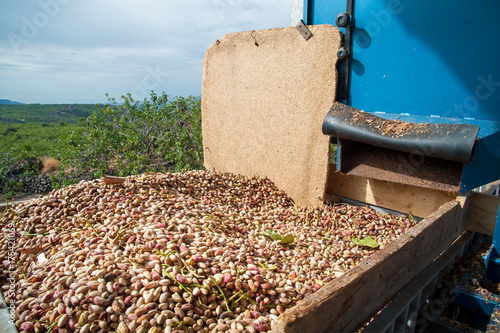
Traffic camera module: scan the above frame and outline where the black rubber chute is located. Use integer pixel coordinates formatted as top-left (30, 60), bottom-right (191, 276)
top-left (322, 103), bottom-right (480, 163)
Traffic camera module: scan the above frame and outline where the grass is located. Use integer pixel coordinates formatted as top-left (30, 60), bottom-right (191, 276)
top-left (0, 122), bottom-right (75, 157)
top-left (42, 157), bottom-right (61, 173)
top-left (0, 120), bottom-right (74, 199)
top-left (0, 103), bottom-right (97, 157)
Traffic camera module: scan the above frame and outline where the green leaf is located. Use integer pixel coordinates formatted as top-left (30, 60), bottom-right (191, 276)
top-left (264, 229), bottom-right (282, 240)
top-left (271, 233), bottom-right (282, 241)
top-left (278, 234), bottom-right (295, 245)
top-left (351, 236), bottom-right (379, 248)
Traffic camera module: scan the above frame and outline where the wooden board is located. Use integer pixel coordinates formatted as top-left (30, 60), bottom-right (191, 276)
top-left (202, 25), bottom-right (342, 206)
top-left (272, 196), bottom-right (471, 333)
top-left (362, 231), bottom-right (473, 332)
top-left (467, 191), bottom-right (500, 236)
top-left (326, 165), bottom-right (458, 218)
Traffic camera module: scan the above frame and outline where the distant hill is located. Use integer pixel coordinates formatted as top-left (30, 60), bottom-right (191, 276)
top-left (0, 104), bottom-right (97, 124)
top-left (0, 99), bottom-right (25, 105)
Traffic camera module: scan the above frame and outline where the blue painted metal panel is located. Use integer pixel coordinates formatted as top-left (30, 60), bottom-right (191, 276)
top-left (303, 0), bottom-right (342, 26)
top-left (462, 133), bottom-right (500, 191)
top-left (350, 0), bottom-right (500, 122)
top-left (305, 0), bottom-right (500, 121)
top-left (485, 205), bottom-right (500, 283)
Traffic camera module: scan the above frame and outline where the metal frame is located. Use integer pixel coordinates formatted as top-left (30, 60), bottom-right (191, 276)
top-left (339, 0), bottom-right (353, 102)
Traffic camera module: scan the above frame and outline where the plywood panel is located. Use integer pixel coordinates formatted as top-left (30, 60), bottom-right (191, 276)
top-left (467, 191), bottom-right (500, 236)
top-left (326, 164), bottom-right (458, 218)
top-left (202, 26), bottom-right (341, 206)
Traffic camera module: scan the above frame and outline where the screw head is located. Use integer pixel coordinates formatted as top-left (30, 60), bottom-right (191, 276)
top-left (337, 47), bottom-right (349, 60)
top-left (336, 12), bottom-right (351, 28)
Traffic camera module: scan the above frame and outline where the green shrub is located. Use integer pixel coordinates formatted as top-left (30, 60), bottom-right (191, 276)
top-left (0, 149), bottom-right (37, 197)
top-left (56, 92), bottom-right (203, 178)
top-left (0, 123), bottom-right (76, 157)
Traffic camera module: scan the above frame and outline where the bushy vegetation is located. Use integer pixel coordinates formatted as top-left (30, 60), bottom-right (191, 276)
top-left (0, 151), bottom-right (42, 200)
top-left (57, 92), bottom-right (203, 177)
top-left (0, 92), bottom-right (203, 199)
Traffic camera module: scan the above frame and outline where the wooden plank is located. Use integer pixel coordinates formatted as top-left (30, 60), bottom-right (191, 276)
top-left (326, 165), bottom-right (457, 218)
top-left (467, 191), bottom-right (500, 236)
top-left (363, 230), bottom-right (474, 332)
top-left (202, 26), bottom-right (342, 206)
top-left (273, 196), bottom-right (471, 333)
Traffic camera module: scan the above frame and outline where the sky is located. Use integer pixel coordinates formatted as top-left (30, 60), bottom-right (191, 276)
top-left (0, 0), bottom-right (291, 104)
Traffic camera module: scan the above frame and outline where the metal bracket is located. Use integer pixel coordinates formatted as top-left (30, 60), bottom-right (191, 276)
top-left (338, 0), bottom-right (354, 102)
top-left (295, 20), bottom-right (313, 41)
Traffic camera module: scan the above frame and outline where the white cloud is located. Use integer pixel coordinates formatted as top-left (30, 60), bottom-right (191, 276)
top-left (0, 0), bottom-right (290, 103)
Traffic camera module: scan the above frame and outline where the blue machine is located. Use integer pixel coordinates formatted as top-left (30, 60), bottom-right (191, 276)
top-left (303, 0), bottom-right (500, 192)
top-left (301, 0), bottom-right (500, 329)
